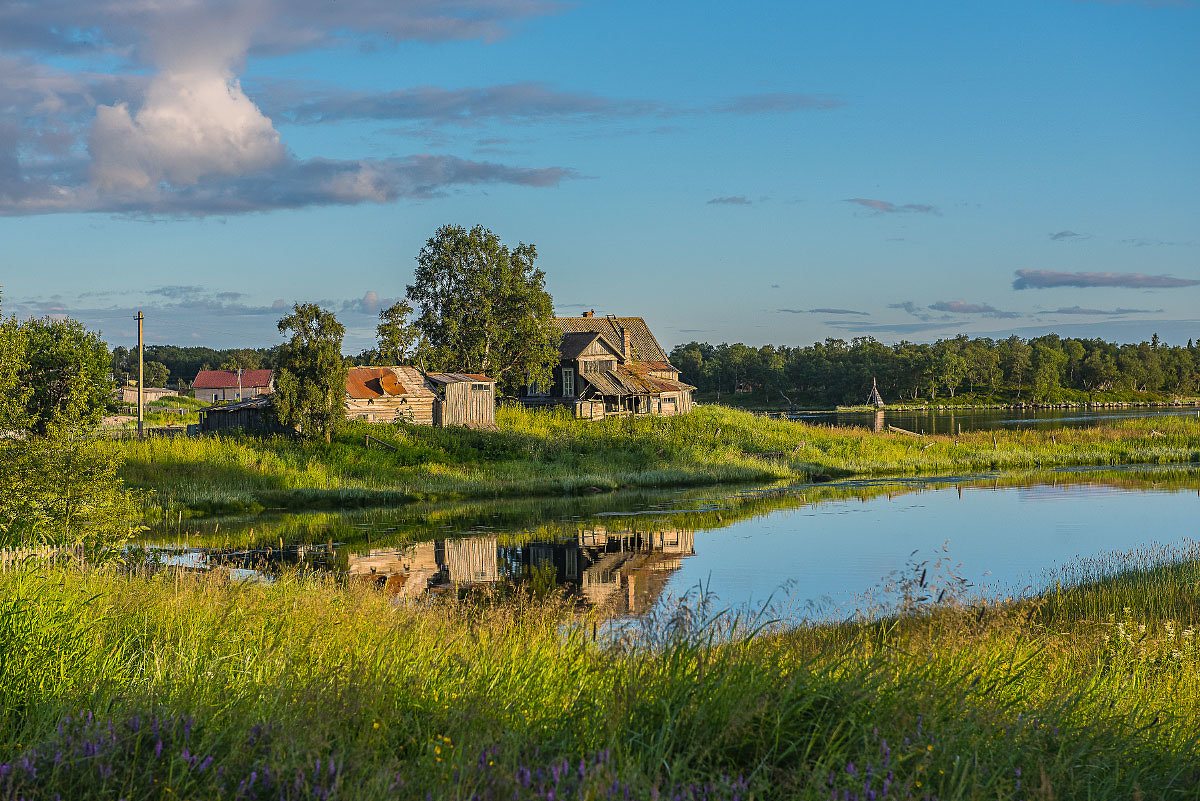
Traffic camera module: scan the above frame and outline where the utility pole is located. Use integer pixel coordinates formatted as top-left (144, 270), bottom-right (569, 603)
top-left (137, 310), bottom-right (144, 440)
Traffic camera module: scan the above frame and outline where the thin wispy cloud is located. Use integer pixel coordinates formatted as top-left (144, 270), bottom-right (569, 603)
top-left (778, 308), bottom-right (869, 316)
top-left (707, 196), bottom-right (751, 206)
top-left (929, 300), bottom-right (1021, 319)
top-left (845, 198), bottom-right (939, 215)
top-left (1044, 306), bottom-right (1162, 315)
top-left (1013, 270), bottom-right (1200, 290)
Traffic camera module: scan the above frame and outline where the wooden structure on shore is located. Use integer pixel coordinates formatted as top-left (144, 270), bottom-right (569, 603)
top-left (867, 378), bottom-right (885, 408)
top-left (426, 373), bottom-right (497, 428)
top-left (520, 312), bottom-right (695, 419)
top-left (345, 366), bottom-right (437, 424)
top-left (345, 367), bottom-right (496, 428)
top-left (197, 396), bottom-right (284, 434)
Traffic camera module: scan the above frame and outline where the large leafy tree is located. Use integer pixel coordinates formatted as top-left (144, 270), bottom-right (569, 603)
top-left (376, 300), bottom-right (420, 365)
top-left (19, 316), bottom-right (112, 435)
top-left (407, 224), bottom-right (558, 395)
top-left (0, 290), bottom-right (31, 431)
top-left (272, 303), bottom-right (347, 442)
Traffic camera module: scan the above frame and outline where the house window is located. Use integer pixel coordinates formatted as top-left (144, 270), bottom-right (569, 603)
top-left (561, 368), bottom-right (575, 397)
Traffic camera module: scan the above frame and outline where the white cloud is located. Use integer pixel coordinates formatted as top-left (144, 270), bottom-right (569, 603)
top-left (90, 71), bottom-right (284, 191)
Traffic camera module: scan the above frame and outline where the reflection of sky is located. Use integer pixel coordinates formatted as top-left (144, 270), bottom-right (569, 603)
top-left (661, 483), bottom-right (1200, 619)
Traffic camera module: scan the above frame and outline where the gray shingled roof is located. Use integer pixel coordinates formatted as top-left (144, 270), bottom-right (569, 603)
top-left (553, 316), bottom-right (670, 363)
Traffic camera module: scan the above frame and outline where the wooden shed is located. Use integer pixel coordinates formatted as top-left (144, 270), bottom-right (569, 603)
top-left (426, 373), bottom-right (496, 428)
top-left (345, 366), bottom-right (437, 425)
top-left (197, 396), bottom-right (284, 435)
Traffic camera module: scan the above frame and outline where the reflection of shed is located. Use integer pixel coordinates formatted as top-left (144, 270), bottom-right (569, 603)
top-left (345, 367), bottom-right (436, 424)
top-left (444, 536), bottom-right (499, 583)
top-left (197, 396), bottom-right (282, 434)
top-left (426, 373), bottom-right (496, 428)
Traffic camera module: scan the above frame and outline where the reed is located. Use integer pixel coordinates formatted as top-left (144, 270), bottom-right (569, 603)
top-left (3, 542), bottom-right (1200, 799)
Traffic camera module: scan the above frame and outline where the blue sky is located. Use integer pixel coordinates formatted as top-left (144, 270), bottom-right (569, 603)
top-left (1, 0), bottom-right (1197, 352)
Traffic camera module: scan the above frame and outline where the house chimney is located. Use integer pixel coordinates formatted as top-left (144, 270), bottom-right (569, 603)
top-left (622, 327), bottom-right (631, 362)
top-left (582, 310), bottom-right (594, 318)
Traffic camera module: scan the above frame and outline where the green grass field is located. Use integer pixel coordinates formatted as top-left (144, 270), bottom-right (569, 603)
top-left (110, 404), bottom-right (1200, 517)
top-left (3, 542), bottom-right (1200, 799)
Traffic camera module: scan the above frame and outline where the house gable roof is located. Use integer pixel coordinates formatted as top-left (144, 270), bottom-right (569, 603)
top-left (552, 316), bottom-right (671, 363)
top-left (559, 331), bottom-right (623, 361)
top-left (193, 369), bottom-right (273, 389)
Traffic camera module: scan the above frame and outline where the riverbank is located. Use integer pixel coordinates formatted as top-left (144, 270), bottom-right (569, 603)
top-left (110, 405), bottom-right (1200, 517)
top-left (3, 543), bottom-right (1199, 799)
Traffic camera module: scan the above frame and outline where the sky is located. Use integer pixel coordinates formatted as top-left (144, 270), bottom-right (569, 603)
top-left (1, 0), bottom-right (1198, 353)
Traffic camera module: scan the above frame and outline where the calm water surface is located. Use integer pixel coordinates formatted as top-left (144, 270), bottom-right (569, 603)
top-left (147, 464), bottom-right (1200, 621)
top-left (790, 405), bottom-right (1200, 434)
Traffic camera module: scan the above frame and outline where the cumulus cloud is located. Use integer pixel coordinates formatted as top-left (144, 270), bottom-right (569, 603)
top-left (928, 300), bottom-right (1021, 319)
top-left (1012, 270), bottom-right (1200, 290)
top-left (778, 308), bottom-right (869, 316)
top-left (0, 0), bottom-right (579, 217)
top-left (707, 196), bottom-right (751, 206)
top-left (1045, 306), bottom-right (1162, 315)
top-left (844, 198), bottom-right (938, 215)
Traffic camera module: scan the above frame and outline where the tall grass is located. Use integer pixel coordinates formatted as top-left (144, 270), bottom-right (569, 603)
top-left (3, 544), bottom-right (1200, 799)
top-left (109, 405), bottom-right (1200, 517)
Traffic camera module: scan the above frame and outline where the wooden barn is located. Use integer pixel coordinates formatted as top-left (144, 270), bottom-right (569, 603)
top-left (426, 373), bottom-right (497, 428)
top-left (344, 366), bottom-right (437, 424)
top-left (196, 396), bottom-right (285, 435)
top-left (519, 312), bottom-right (694, 419)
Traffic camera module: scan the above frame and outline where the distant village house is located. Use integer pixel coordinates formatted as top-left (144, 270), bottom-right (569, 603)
top-left (192, 369), bottom-right (274, 403)
top-left (520, 312), bottom-right (694, 419)
top-left (115, 386), bottom-right (177, 404)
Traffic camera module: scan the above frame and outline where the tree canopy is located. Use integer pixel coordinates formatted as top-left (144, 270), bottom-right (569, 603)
top-left (272, 303), bottom-right (348, 442)
top-left (407, 224), bottom-right (558, 395)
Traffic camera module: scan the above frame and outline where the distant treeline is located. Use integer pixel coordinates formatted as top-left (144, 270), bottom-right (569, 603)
top-left (669, 334), bottom-right (1200, 407)
top-left (110, 345), bottom-right (282, 389)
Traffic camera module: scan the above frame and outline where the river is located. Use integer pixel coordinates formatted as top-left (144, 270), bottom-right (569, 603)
top-left (143, 463), bottom-right (1200, 622)
top-left (786, 404), bottom-right (1200, 434)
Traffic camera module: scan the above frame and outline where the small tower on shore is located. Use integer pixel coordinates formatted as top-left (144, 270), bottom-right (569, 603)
top-left (866, 377), bottom-right (885, 408)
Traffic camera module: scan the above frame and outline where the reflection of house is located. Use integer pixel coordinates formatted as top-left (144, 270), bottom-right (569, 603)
top-left (339, 526), bottom-right (694, 617)
top-left (345, 367), bottom-right (496, 428)
top-left (116, 386), bottom-right (177, 404)
top-left (192, 369), bottom-right (274, 403)
top-left (519, 312), bottom-right (695, 419)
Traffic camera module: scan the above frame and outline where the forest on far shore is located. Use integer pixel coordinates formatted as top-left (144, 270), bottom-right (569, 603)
top-left (670, 333), bottom-right (1200, 407)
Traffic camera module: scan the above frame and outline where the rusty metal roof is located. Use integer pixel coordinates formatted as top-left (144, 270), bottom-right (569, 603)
top-left (346, 367), bottom-right (435, 400)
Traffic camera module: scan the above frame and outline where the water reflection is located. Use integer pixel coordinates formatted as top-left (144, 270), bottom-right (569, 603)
top-left (789, 405), bottom-right (1200, 434)
top-left (141, 464), bottom-right (1200, 622)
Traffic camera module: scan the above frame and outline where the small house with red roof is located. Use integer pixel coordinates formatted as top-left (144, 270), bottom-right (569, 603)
top-left (192, 369), bottom-right (274, 403)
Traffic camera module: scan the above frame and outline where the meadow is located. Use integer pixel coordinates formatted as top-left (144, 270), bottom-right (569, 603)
top-left (3, 542), bottom-right (1200, 800)
top-left (110, 404), bottom-right (1200, 516)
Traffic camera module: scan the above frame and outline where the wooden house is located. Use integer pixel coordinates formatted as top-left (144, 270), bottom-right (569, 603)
top-left (344, 366), bottom-right (437, 424)
top-left (426, 373), bottom-right (496, 428)
top-left (196, 396), bottom-right (285, 434)
top-left (192, 369), bottom-right (274, 403)
top-left (519, 312), bottom-right (694, 418)
top-left (345, 367), bottom-right (496, 428)
top-left (116, 386), bottom-right (177, 404)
